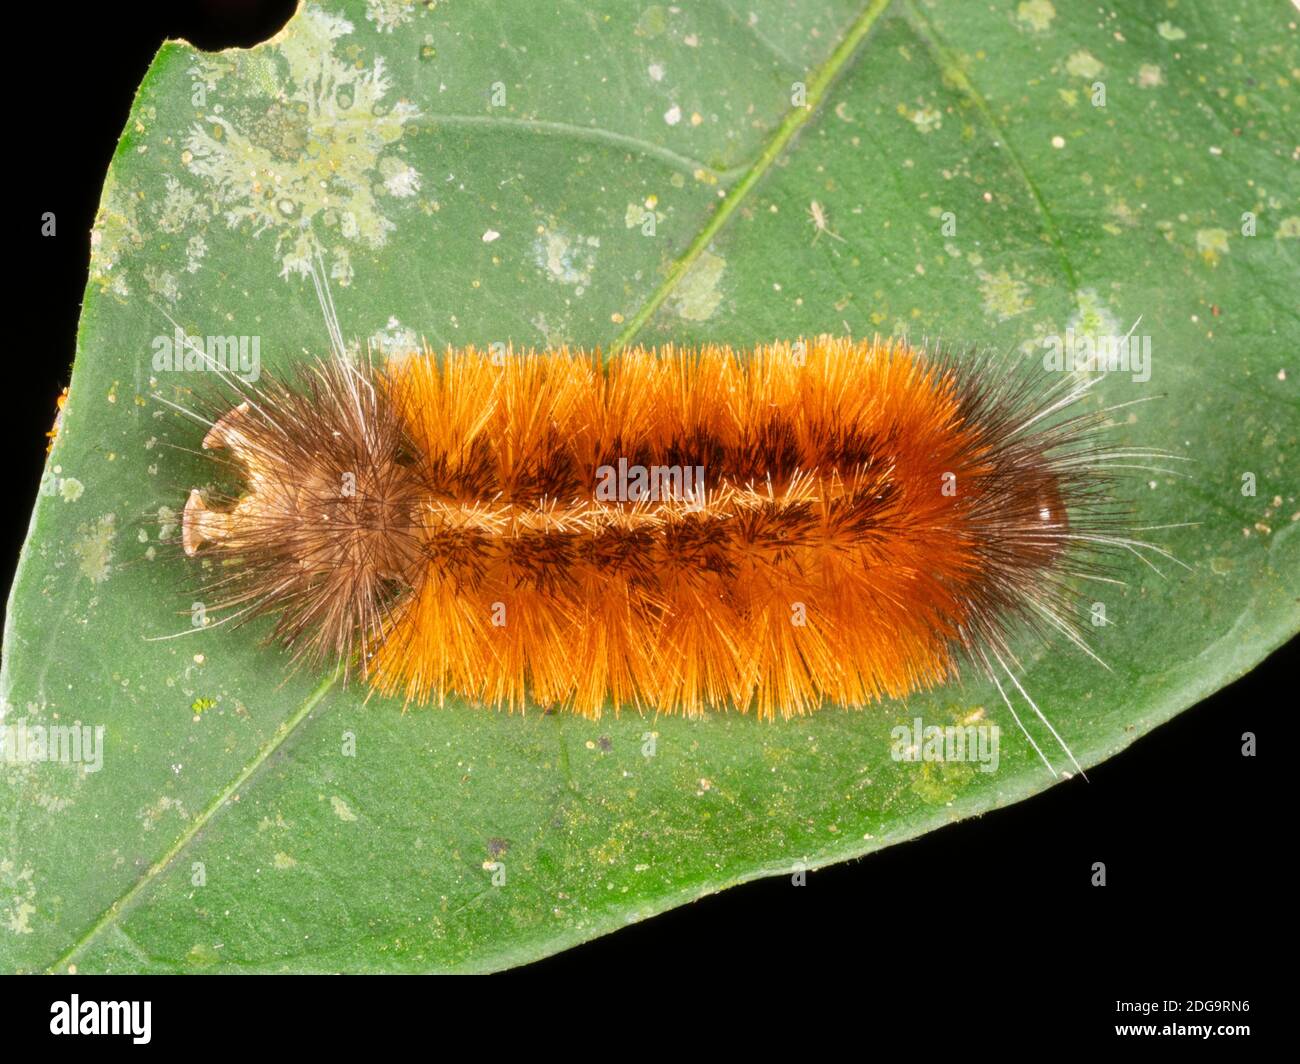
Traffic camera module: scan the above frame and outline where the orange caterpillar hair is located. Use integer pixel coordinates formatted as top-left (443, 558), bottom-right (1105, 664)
top-left (177, 334), bottom-right (1158, 764)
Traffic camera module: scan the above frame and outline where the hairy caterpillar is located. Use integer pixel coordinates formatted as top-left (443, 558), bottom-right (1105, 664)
top-left (161, 284), bottom-right (1177, 778)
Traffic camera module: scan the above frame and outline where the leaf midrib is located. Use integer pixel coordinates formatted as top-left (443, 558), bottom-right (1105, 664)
top-left (610, 0), bottom-right (896, 352)
top-left (47, 664), bottom-right (341, 972)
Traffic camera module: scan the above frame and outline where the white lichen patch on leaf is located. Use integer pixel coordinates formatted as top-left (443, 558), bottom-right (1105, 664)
top-left (1105, 198), bottom-right (1141, 230)
top-left (530, 312), bottom-right (564, 348)
top-left (1, 859), bottom-right (37, 935)
top-left (1017, 316), bottom-right (1063, 357)
top-left (72, 514), bottom-right (116, 584)
top-left (534, 229), bottom-right (600, 290)
top-left (669, 249), bottom-right (726, 321)
top-left (366, 0), bottom-right (416, 34)
top-left (978, 268), bottom-right (1033, 321)
top-left (1015, 1), bottom-right (1056, 33)
top-left (1064, 289), bottom-right (1124, 378)
top-left (331, 795), bottom-right (358, 822)
top-left (154, 175), bottom-right (211, 235)
top-left (88, 177), bottom-right (142, 298)
top-left (1196, 227), bottom-right (1230, 265)
top-left (136, 795), bottom-right (188, 832)
top-left (900, 103), bottom-right (942, 133)
top-left (330, 246), bottom-right (355, 287)
top-left (185, 234), bottom-right (208, 274)
top-left (3, 747), bottom-right (82, 819)
top-left (379, 156), bottom-right (422, 198)
top-left (1065, 50), bottom-right (1104, 80)
top-left (183, 7), bottom-right (421, 279)
top-left (371, 316), bottom-right (420, 360)
top-left (1138, 63), bottom-right (1165, 88)
top-left (157, 506), bottom-right (178, 543)
top-left (143, 265), bottom-right (181, 304)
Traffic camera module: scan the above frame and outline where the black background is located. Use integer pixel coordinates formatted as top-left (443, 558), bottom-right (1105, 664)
top-left (7, 0), bottom-right (1280, 1039)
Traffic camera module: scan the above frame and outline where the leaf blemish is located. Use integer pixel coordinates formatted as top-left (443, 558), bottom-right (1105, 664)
top-left (71, 514), bottom-right (117, 584)
top-left (534, 228), bottom-right (599, 290)
top-left (183, 7), bottom-right (421, 281)
top-left (669, 249), bottom-right (726, 321)
top-left (330, 795), bottom-right (358, 822)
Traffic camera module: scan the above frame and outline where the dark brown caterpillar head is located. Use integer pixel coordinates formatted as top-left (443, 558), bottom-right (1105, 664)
top-left (182, 357), bottom-right (423, 674)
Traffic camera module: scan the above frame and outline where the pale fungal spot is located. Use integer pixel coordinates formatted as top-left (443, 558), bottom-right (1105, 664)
top-left (72, 514), bottom-right (116, 584)
top-left (1065, 50), bottom-right (1104, 80)
top-left (331, 795), bottom-right (359, 822)
top-left (1138, 63), bottom-right (1164, 88)
top-left (272, 852), bottom-right (298, 870)
top-left (0, 860), bottom-right (37, 935)
top-left (482, 229), bottom-right (500, 243)
top-left (380, 159), bottom-right (422, 198)
top-left (158, 505), bottom-right (178, 542)
top-left (1015, 0), bottom-right (1056, 32)
top-left (88, 179), bottom-right (141, 297)
top-left (1195, 227), bottom-right (1230, 265)
top-left (136, 796), bottom-right (188, 833)
top-left (664, 104), bottom-right (682, 126)
top-left (669, 249), bottom-right (726, 321)
top-left (1067, 289), bottom-right (1122, 358)
top-left (184, 234), bottom-right (207, 274)
top-left (906, 104), bottom-right (942, 133)
top-left (1105, 198), bottom-right (1141, 229)
top-left (1051, 135), bottom-right (1066, 149)
top-left (648, 62), bottom-right (665, 82)
top-left (366, 0), bottom-right (415, 34)
top-left (155, 174), bottom-right (211, 235)
top-left (978, 269), bottom-right (1033, 321)
top-left (533, 229), bottom-right (599, 288)
top-left (371, 316), bottom-right (420, 361)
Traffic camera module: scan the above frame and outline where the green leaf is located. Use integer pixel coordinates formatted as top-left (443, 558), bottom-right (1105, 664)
top-left (2, 0), bottom-right (1296, 973)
